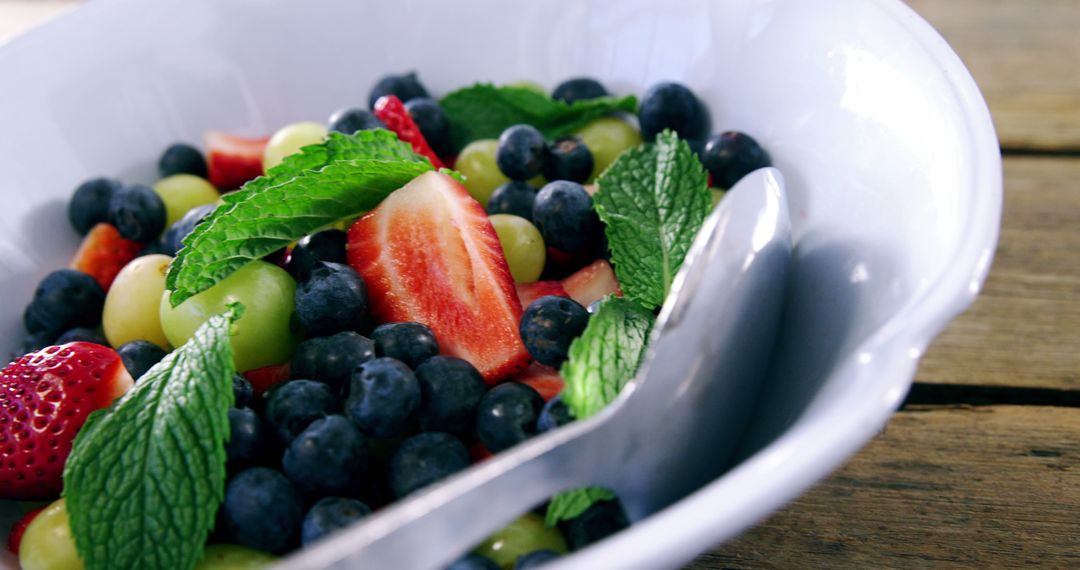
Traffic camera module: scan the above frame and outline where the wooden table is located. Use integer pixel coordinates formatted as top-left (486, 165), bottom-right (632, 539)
top-left (3, 1), bottom-right (1077, 568)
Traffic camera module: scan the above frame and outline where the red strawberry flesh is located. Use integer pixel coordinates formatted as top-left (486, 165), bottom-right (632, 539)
top-left (515, 280), bottom-right (569, 310)
top-left (7, 506), bottom-right (44, 555)
top-left (70, 223), bottom-right (142, 291)
top-left (348, 171), bottom-right (530, 383)
top-left (206, 132), bottom-right (269, 191)
top-left (560, 259), bottom-right (622, 307)
top-left (512, 362), bottom-right (565, 402)
top-left (243, 362), bottom-right (292, 396)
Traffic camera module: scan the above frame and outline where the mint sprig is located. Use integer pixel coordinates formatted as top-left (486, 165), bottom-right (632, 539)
top-left (440, 84), bottom-right (638, 152)
top-left (64, 304), bottom-right (244, 570)
top-left (594, 129), bottom-right (711, 309)
top-left (166, 129), bottom-right (442, 306)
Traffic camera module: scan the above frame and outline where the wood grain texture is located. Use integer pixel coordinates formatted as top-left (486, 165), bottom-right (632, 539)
top-left (689, 405), bottom-right (1080, 569)
top-left (906, 0), bottom-right (1080, 151)
top-left (915, 157), bottom-right (1080, 389)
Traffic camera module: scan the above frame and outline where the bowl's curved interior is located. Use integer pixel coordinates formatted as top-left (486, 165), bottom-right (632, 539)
top-left (0, 0), bottom-right (1000, 568)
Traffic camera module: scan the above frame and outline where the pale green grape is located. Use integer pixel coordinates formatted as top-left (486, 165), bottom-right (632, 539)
top-left (194, 544), bottom-right (276, 570)
top-left (473, 513), bottom-right (568, 570)
top-left (455, 139), bottom-right (511, 206)
top-left (153, 174), bottom-right (220, 227)
top-left (103, 254), bottom-right (173, 349)
top-left (263, 121), bottom-right (328, 171)
top-left (19, 499), bottom-right (82, 570)
top-left (489, 214), bottom-right (546, 283)
top-left (574, 117), bottom-right (643, 182)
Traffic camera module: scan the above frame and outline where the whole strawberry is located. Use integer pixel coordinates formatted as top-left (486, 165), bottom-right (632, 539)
top-left (0, 342), bottom-right (133, 500)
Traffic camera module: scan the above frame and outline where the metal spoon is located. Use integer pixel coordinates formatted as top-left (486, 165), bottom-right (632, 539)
top-left (280, 167), bottom-right (792, 570)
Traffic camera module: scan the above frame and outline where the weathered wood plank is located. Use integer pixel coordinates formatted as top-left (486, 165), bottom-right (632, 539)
top-left (906, 0), bottom-right (1080, 150)
top-left (690, 405), bottom-right (1080, 569)
top-left (915, 157), bottom-right (1080, 389)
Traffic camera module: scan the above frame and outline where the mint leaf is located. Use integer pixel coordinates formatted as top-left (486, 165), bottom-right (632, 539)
top-left (545, 487), bottom-right (616, 527)
top-left (166, 130), bottom-right (437, 306)
top-left (64, 304), bottom-right (243, 570)
top-left (594, 130), bottom-right (711, 309)
top-left (440, 84), bottom-right (638, 152)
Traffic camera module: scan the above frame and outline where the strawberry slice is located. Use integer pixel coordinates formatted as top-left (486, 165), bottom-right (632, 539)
top-left (468, 442), bottom-right (494, 464)
top-left (242, 362), bottom-right (291, 396)
top-left (70, 223), bottom-right (142, 290)
top-left (373, 95), bottom-right (445, 169)
top-left (561, 259), bottom-right (622, 307)
top-left (7, 506), bottom-right (44, 555)
top-left (348, 171), bottom-right (530, 383)
top-left (205, 132), bottom-right (269, 191)
top-left (512, 362), bottom-right (565, 401)
top-left (0, 343), bottom-right (133, 500)
top-left (515, 280), bottom-right (569, 309)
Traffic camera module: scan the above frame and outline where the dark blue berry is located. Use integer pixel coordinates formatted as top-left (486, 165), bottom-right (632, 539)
top-left (496, 125), bottom-right (547, 181)
top-left (289, 229), bottom-right (348, 279)
top-left (226, 407), bottom-right (266, 472)
top-left (446, 555), bottom-right (501, 570)
top-left (542, 137), bottom-right (594, 183)
top-left (284, 415), bottom-right (371, 499)
top-left (158, 143), bottom-right (208, 178)
top-left (536, 395), bottom-right (574, 433)
top-left (23, 269), bottom-right (105, 337)
top-left (264, 380), bottom-right (341, 443)
top-left (475, 383), bottom-right (544, 453)
top-left (328, 108), bottom-right (387, 134)
top-left (161, 203), bottom-right (215, 256)
top-left (292, 331), bottom-right (376, 391)
top-left (137, 239), bottom-right (169, 258)
top-left (405, 97), bottom-right (452, 158)
top-left (68, 178), bottom-right (120, 235)
top-left (520, 296), bottom-right (589, 368)
top-left (116, 340), bottom-right (167, 380)
top-left (638, 82), bottom-right (710, 142)
top-left (16, 331), bottom-right (53, 357)
top-left (532, 181), bottom-right (601, 254)
top-left (301, 497), bottom-right (372, 546)
top-left (223, 467), bottom-right (303, 553)
top-left (346, 357), bottom-right (420, 438)
top-left (369, 71), bottom-right (430, 109)
top-left (486, 181), bottom-right (538, 222)
top-left (55, 327), bottom-right (108, 346)
top-left (388, 432), bottom-right (470, 498)
top-left (558, 499), bottom-right (629, 550)
top-left (552, 78), bottom-right (609, 104)
top-left (701, 131), bottom-right (773, 189)
top-left (108, 184), bottom-right (166, 242)
top-left (294, 262), bottom-right (368, 336)
top-left (371, 322), bottom-right (439, 369)
top-left (514, 550), bottom-right (561, 569)
top-left (232, 373), bottom-right (254, 408)
top-left (414, 356), bottom-right (486, 435)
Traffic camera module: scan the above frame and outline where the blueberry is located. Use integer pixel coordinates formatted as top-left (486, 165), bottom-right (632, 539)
top-left (108, 183), bottom-right (167, 242)
top-left (68, 178), bottom-right (121, 235)
top-left (232, 373), bottom-right (254, 408)
top-left (552, 77), bottom-right (609, 104)
top-left (264, 380), bottom-right (341, 443)
top-left (289, 229), bottom-right (348, 279)
top-left (158, 142), bottom-right (208, 178)
top-left (388, 432), bottom-right (470, 498)
top-left (346, 357), bottom-right (421, 438)
top-left (514, 550), bottom-right (561, 569)
top-left (405, 97), bottom-right (452, 157)
top-left (496, 125), bottom-right (547, 181)
top-left (328, 108), bottom-right (387, 134)
top-left (223, 467), bottom-right (303, 553)
top-left (532, 181), bottom-right (601, 255)
top-left (542, 137), bottom-right (594, 183)
top-left (55, 327), bottom-right (108, 346)
top-left (475, 383), bottom-right (544, 453)
top-left (700, 131), bottom-right (773, 189)
top-left (520, 296), bottom-right (589, 368)
top-left (536, 395), bottom-right (574, 433)
top-left (294, 262), bottom-right (368, 336)
top-left (23, 269), bottom-right (105, 337)
top-left (414, 356), bottom-right (486, 435)
top-left (226, 407), bottom-right (266, 472)
top-left (371, 322), bottom-right (439, 369)
top-left (558, 499), bottom-right (629, 550)
top-left (138, 239), bottom-right (169, 258)
top-left (447, 555), bottom-right (501, 570)
top-left (284, 415), bottom-right (371, 499)
top-left (486, 181), bottom-right (538, 222)
top-left (116, 340), bottom-right (167, 380)
top-left (638, 82), bottom-right (710, 142)
top-left (301, 497), bottom-right (372, 546)
top-left (292, 331), bottom-right (376, 391)
top-left (369, 71), bottom-right (430, 109)
top-left (161, 203), bottom-right (215, 256)
top-left (15, 331), bottom-right (53, 357)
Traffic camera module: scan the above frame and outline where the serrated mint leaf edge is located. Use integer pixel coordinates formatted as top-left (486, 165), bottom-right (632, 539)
top-left (545, 487), bottom-right (616, 527)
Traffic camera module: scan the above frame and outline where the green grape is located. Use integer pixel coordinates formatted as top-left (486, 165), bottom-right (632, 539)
top-left (19, 499), bottom-right (83, 570)
top-left (489, 214), bottom-right (546, 283)
top-left (473, 513), bottom-right (568, 569)
top-left (263, 121), bottom-right (328, 170)
top-left (103, 254), bottom-right (173, 349)
top-left (455, 139), bottom-right (511, 206)
top-left (711, 188), bottom-right (726, 209)
top-left (194, 544), bottom-right (277, 570)
top-left (153, 174), bottom-right (221, 227)
top-left (574, 117), bottom-right (643, 182)
top-left (160, 260), bottom-right (301, 371)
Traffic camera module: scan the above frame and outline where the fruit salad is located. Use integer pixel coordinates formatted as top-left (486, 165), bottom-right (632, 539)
top-left (1, 71), bottom-right (773, 570)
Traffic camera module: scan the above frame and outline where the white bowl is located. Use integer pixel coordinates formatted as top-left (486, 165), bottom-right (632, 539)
top-left (0, 0), bottom-right (1000, 568)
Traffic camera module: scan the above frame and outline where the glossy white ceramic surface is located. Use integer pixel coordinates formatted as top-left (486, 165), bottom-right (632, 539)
top-left (0, 0), bottom-right (1000, 568)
